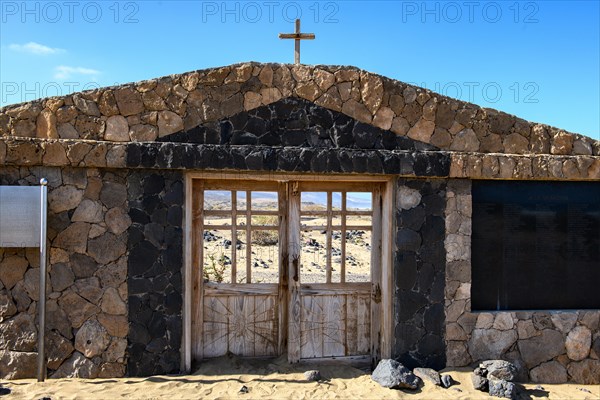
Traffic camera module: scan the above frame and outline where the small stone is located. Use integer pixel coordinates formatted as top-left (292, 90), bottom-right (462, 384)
top-left (129, 124), bottom-right (159, 141)
top-left (97, 314), bottom-right (128, 337)
top-left (103, 337), bottom-right (127, 363)
top-left (239, 385), bottom-right (248, 394)
top-left (141, 90), bottom-right (167, 111)
top-left (46, 300), bottom-right (72, 339)
top-left (100, 181), bottom-right (127, 208)
top-left (441, 374), bottom-right (455, 388)
top-left (74, 319), bottom-right (110, 358)
top-left (296, 82), bottom-right (321, 102)
top-left (114, 87), bottom-right (144, 116)
top-left (397, 186), bottom-right (422, 210)
top-left (518, 329), bottom-right (565, 368)
top-left (342, 99), bottom-right (372, 123)
top-left (567, 360), bottom-right (600, 384)
top-left (516, 320), bottom-right (537, 339)
top-left (104, 115), bottom-right (130, 142)
top-left (476, 313), bottom-right (495, 329)
top-left (54, 222), bottom-right (91, 254)
top-left (0, 292), bottom-right (17, 322)
top-left (74, 277), bottom-right (103, 304)
top-left (573, 139), bottom-right (593, 155)
top-left (314, 69), bottom-right (334, 91)
top-left (371, 359), bottom-right (421, 390)
top-left (74, 115), bottom-right (105, 139)
top-left (258, 66), bottom-right (274, 86)
top-left (98, 91), bottom-right (119, 116)
top-left (0, 255), bottom-right (29, 290)
top-left (593, 337), bottom-right (600, 358)
top-left (11, 119), bottom-right (36, 137)
top-left (530, 360), bottom-right (567, 384)
top-left (107, 145), bottom-right (126, 167)
top-left (36, 109), bottom-right (57, 138)
top-left (450, 129), bottom-right (480, 152)
top-left (503, 133), bottom-right (528, 154)
top-left (304, 370), bottom-right (321, 381)
top-left (0, 313), bottom-right (37, 351)
top-left (471, 372), bottom-right (488, 391)
top-left (98, 362), bottom-right (125, 378)
top-left (566, 326), bottom-right (592, 361)
top-left (52, 352), bottom-right (99, 379)
top-left (46, 330), bottom-right (74, 370)
top-left (493, 314), bottom-right (514, 331)
top-left (488, 379), bottom-right (517, 399)
top-left (49, 263), bottom-right (75, 292)
top-left (72, 199), bottom-right (104, 223)
top-left (407, 118), bottom-right (435, 143)
top-left (87, 233), bottom-right (126, 265)
top-left (58, 291), bottom-right (100, 328)
top-left (480, 360), bottom-right (517, 381)
top-left (243, 92), bottom-right (262, 110)
top-left (373, 107), bottom-right (394, 130)
top-left (43, 141), bottom-right (68, 165)
top-left (105, 207), bottom-right (132, 235)
top-left (73, 95), bottom-right (100, 116)
top-left (48, 185), bottom-right (84, 213)
top-left (66, 142), bottom-right (91, 164)
top-left (468, 329), bottom-right (517, 361)
top-left (360, 73), bottom-right (383, 114)
top-left (101, 287), bottom-right (127, 315)
top-left (70, 253), bottom-right (98, 278)
top-left (551, 313), bottom-right (578, 333)
top-left (550, 130), bottom-right (574, 155)
top-left (157, 110), bottom-right (184, 137)
top-left (0, 350), bottom-right (37, 379)
top-left (413, 367), bottom-right (441, 386)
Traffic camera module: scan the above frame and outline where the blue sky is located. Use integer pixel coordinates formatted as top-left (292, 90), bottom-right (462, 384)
top-left (1, 0), bottom-right (598, 139)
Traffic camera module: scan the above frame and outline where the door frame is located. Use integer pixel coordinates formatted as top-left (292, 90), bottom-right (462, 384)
top-left (182, 172), bottom-right (395, 372)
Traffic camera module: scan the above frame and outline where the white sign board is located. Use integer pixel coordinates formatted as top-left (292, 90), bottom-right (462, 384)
top-left (0, 186), bottom-right (42, 247)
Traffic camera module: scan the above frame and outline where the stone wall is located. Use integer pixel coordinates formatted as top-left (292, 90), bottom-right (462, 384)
top-left (444, 179), bottom-right (600, 384)
top-left (0, 166), bottom-right (130, 379)
top-left (0, 62), bottom-right (599, 381)
top-left (1, 63), bottom-right (598, 160)
top-left (127, 170), bottom-right (183, 376)
top-left (393, 178), bottom-right (447, 370)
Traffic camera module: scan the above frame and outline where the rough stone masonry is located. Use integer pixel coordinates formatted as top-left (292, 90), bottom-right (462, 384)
top-left (0, 62), bottom-right (598, 382)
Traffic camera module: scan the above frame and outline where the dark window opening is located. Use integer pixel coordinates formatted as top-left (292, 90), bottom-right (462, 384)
top-left (471, 180), bottom-right (600, 311)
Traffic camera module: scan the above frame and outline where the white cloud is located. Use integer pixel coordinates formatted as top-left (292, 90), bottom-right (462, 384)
top-left (9, 42), bottom-right (65, 55)
top-left (54, 66), bottom-right (101, 80)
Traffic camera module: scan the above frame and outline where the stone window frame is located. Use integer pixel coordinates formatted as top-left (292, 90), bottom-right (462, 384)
top-left (181, 171), bottom-right (395, 371)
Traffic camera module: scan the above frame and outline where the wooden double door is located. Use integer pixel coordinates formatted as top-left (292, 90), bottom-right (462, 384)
top-left (191, 179), bottom-right (383, 364)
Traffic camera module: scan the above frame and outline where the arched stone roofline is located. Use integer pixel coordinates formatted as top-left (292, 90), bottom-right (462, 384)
top-left (1, 62), bottom-right (598, 158)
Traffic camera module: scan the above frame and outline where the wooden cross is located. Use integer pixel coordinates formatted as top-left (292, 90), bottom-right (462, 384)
top-left (279, 19), bottom-right (315, 65)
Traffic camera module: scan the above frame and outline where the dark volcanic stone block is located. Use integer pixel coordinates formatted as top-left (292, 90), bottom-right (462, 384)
top-left (127, 171), bottom-right (183, 377)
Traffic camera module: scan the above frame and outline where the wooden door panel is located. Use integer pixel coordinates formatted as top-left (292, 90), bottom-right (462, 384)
top-left (202, 292), bottom-right (278, 358)
top-left (202, 296), bottom-right (228, 358)
top-left (299, 288), bottom-right (370, 359)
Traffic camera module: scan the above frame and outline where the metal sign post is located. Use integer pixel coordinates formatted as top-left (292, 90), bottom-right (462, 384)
top-left (37, 178), bottom-right (48, 382)
top-left (0, 179), bottom-right (48, 382)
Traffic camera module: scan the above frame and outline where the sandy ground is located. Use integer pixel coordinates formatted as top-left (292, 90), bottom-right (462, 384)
top-left (3, 355), bottom-right (599, 400)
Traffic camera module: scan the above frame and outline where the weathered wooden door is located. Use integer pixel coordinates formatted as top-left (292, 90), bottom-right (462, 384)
top-left (192, 181), bottom-right (286, 359)
top-left (192, 179), bottom-right (382, 364)
top-left (287, 182), bottom-right (382, 363)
